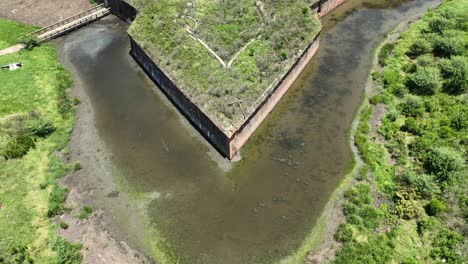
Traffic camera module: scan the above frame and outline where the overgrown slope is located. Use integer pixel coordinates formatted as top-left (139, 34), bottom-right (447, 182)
top-left (333, 0), bottom-right (467, 263)
top-left (0, 19), bottom-right (82, 263)
top-left (128, 0), bottom-right (321, 133)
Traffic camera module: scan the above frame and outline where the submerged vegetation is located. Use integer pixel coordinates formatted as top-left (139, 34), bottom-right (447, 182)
top-left (128, 0), bottom-right (321, 133)
top-left (334, 0), bottom-right (467, 262)
top-left (0, 19), bottom-right (82, 263)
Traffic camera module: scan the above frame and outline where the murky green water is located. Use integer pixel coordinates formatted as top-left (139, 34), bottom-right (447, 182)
top-left (59, 0), bottom-right (440, 263)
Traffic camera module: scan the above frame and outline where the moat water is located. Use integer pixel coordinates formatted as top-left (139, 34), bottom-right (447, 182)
top-left (59, 0), bottom-right (441, 263)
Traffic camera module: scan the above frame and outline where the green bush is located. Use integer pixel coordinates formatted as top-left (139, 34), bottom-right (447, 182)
top-left (47, 185), bottom-right (69, 217)
top-left (393, 189), bottom-right (424, 219)
top-left (407, 67), bottom-right (442, 95)
top-left (24, 118), bottom-right (55, 137)
top-left (402, 171), bottom-right (440, 198)
top-left (379, 43), bottom-right (395, 66)
top-left (433, 31), bottom-right (465, 57)
top-left (52, 237), bottom-right (82, 264)
top-left (59, 221), bottom-right (69, 230)
top-left (430, 228), bottom-right (464, 263)
top-left (440, 56), bottom-right (468, 95)
top-left (426, 147), bottom-right (464, 182)
top-left (335, 223), bottom-right (354, 242)
top-left (18, 35), bottom-right (39, 50)
top-left (416, 54), bottom-right (433, 67)
top-left (77, 206), bottom-right (92, 220)
top-left (427, 16), bottom-right (453, 34)
top-left (407, 39), bottom-right (432, 58)
top-left (399, 95), bottom-right (424, 117)
top-left (0, 245), bottom-right (33, 264)
top-left (2, 135), bottom-right (36, 159)
top-left (425, 199), bottom-right (446, 216)
top-left (369, 95), bottom-right (382, 105)
top-left (401, 117), bottom-right (421, 135)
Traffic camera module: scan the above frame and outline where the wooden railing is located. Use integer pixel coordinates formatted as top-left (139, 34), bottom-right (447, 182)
top-left (30, 4), bottom-right (109, 41)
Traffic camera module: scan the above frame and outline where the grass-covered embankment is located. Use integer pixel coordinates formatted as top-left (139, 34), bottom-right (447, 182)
top-left (128, 0), bottom-right (321, 131)
top-left (332, 0), bottom-right (467, 263)
top-left (0, 19), bottom-right (82, 263)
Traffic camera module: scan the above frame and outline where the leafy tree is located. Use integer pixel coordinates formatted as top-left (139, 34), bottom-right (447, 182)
top-left (426, 147), bottom-right (464, 182)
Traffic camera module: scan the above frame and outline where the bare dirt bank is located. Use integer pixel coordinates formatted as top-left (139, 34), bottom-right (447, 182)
top-left (53, 17), bottom-right (153, 264)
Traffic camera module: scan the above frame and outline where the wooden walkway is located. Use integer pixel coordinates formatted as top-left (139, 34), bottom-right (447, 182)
top-left (30, 4), bottom-right (110, 42)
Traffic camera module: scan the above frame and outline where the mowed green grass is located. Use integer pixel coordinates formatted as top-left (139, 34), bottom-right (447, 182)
top-left (0, 18), bottom-right (37, 49)
top-left (0, 19), bottom-right (81, 263)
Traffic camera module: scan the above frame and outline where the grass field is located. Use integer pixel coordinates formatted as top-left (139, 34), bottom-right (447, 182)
top-left (333, 0), bottom-right (467, 262)
top-left (128, 0), bottom-right (321, 132)
top-left (0, 18), bottom-right (37, 49)
top-left (0, 19), bottom-right (82, 263)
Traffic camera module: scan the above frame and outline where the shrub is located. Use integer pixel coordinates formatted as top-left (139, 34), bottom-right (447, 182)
top-left (72, 162), bottom-right (82, 172)
top-left (335, 223), bottom-right (354, 242)
top-left (382, 67), bottom-right (403, 88)
top-left (407, 67), bottom-right (442, 95)
top-left (427, 16), bottom-right (453, 34)
top-left (426, 147), bottom-right (464, 182)
top-left (401, 117), bottom-right (420, 135)
top-left (73, 98), bottom-right (81, 105)
top-left (440, 56), bottom-right (468, 95)
top-left (407, 39), bottom-right (432, 58)
top-left (416, 54), bottom-right (433, 67)
top-left (18, 35), bottom-right (39, 50)
top-left (379, 43), bottom-right (395, 66)
top-left (52, 237), bottom-right (82, 264)
top-left (59, 221), bottom-right (69, 229)
top-left (48, 185), bottom-right (69, 217)
top-left (433, 31), bottom-right (464, 57)
top-left (393, 188), bottom-right (424, 219)
top-left (369, 95), bottom-right (382, 105)
top-left (78, 206), bottom-right (92, 220)
top-left (425, 199), bottom-right (446, 216)
top-left (430, 228), bottom-right (464, 263)
top-left (399, 95), bottom-right (424, 117)
top-left (402, 171), bottom-right (440, 198)
top-left (0, 245), bottom-right (33, 264)
top-left (24, 118), bottom-right (55, 137)
top-left (2, 135), bottom-right (36, 159)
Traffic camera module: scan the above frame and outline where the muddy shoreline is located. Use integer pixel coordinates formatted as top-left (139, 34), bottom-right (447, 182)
top-left (54, 17), bottom-right (153, 264)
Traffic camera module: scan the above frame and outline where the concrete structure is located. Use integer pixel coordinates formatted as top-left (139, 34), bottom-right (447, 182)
top-left (102, 0), bottom-right (347, 159)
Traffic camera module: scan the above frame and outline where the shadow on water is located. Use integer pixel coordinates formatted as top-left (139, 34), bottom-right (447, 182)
top-left (59, 0), bottom-right (441, 263)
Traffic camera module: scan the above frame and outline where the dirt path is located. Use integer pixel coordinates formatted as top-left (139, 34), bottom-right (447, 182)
top-left (0, 44), bottom-right (24, 56)
top-left (0, 0), bottom-right (92, 27)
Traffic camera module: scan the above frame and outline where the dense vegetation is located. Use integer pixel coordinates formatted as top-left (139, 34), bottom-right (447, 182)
top-left (128, 0), bottom-right (321, 133)
top-left (0, 19), bottom-right (82, 263)
top-left (333, 0), bottom-right (467, 263)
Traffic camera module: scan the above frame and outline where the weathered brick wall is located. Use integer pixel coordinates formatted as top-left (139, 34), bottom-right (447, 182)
top-left (129, 38), bottom-right (231, 157)
top-left (228, 36), bottom-right (320, 158)
top-left (319, 0), bottom-right (348, 17)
